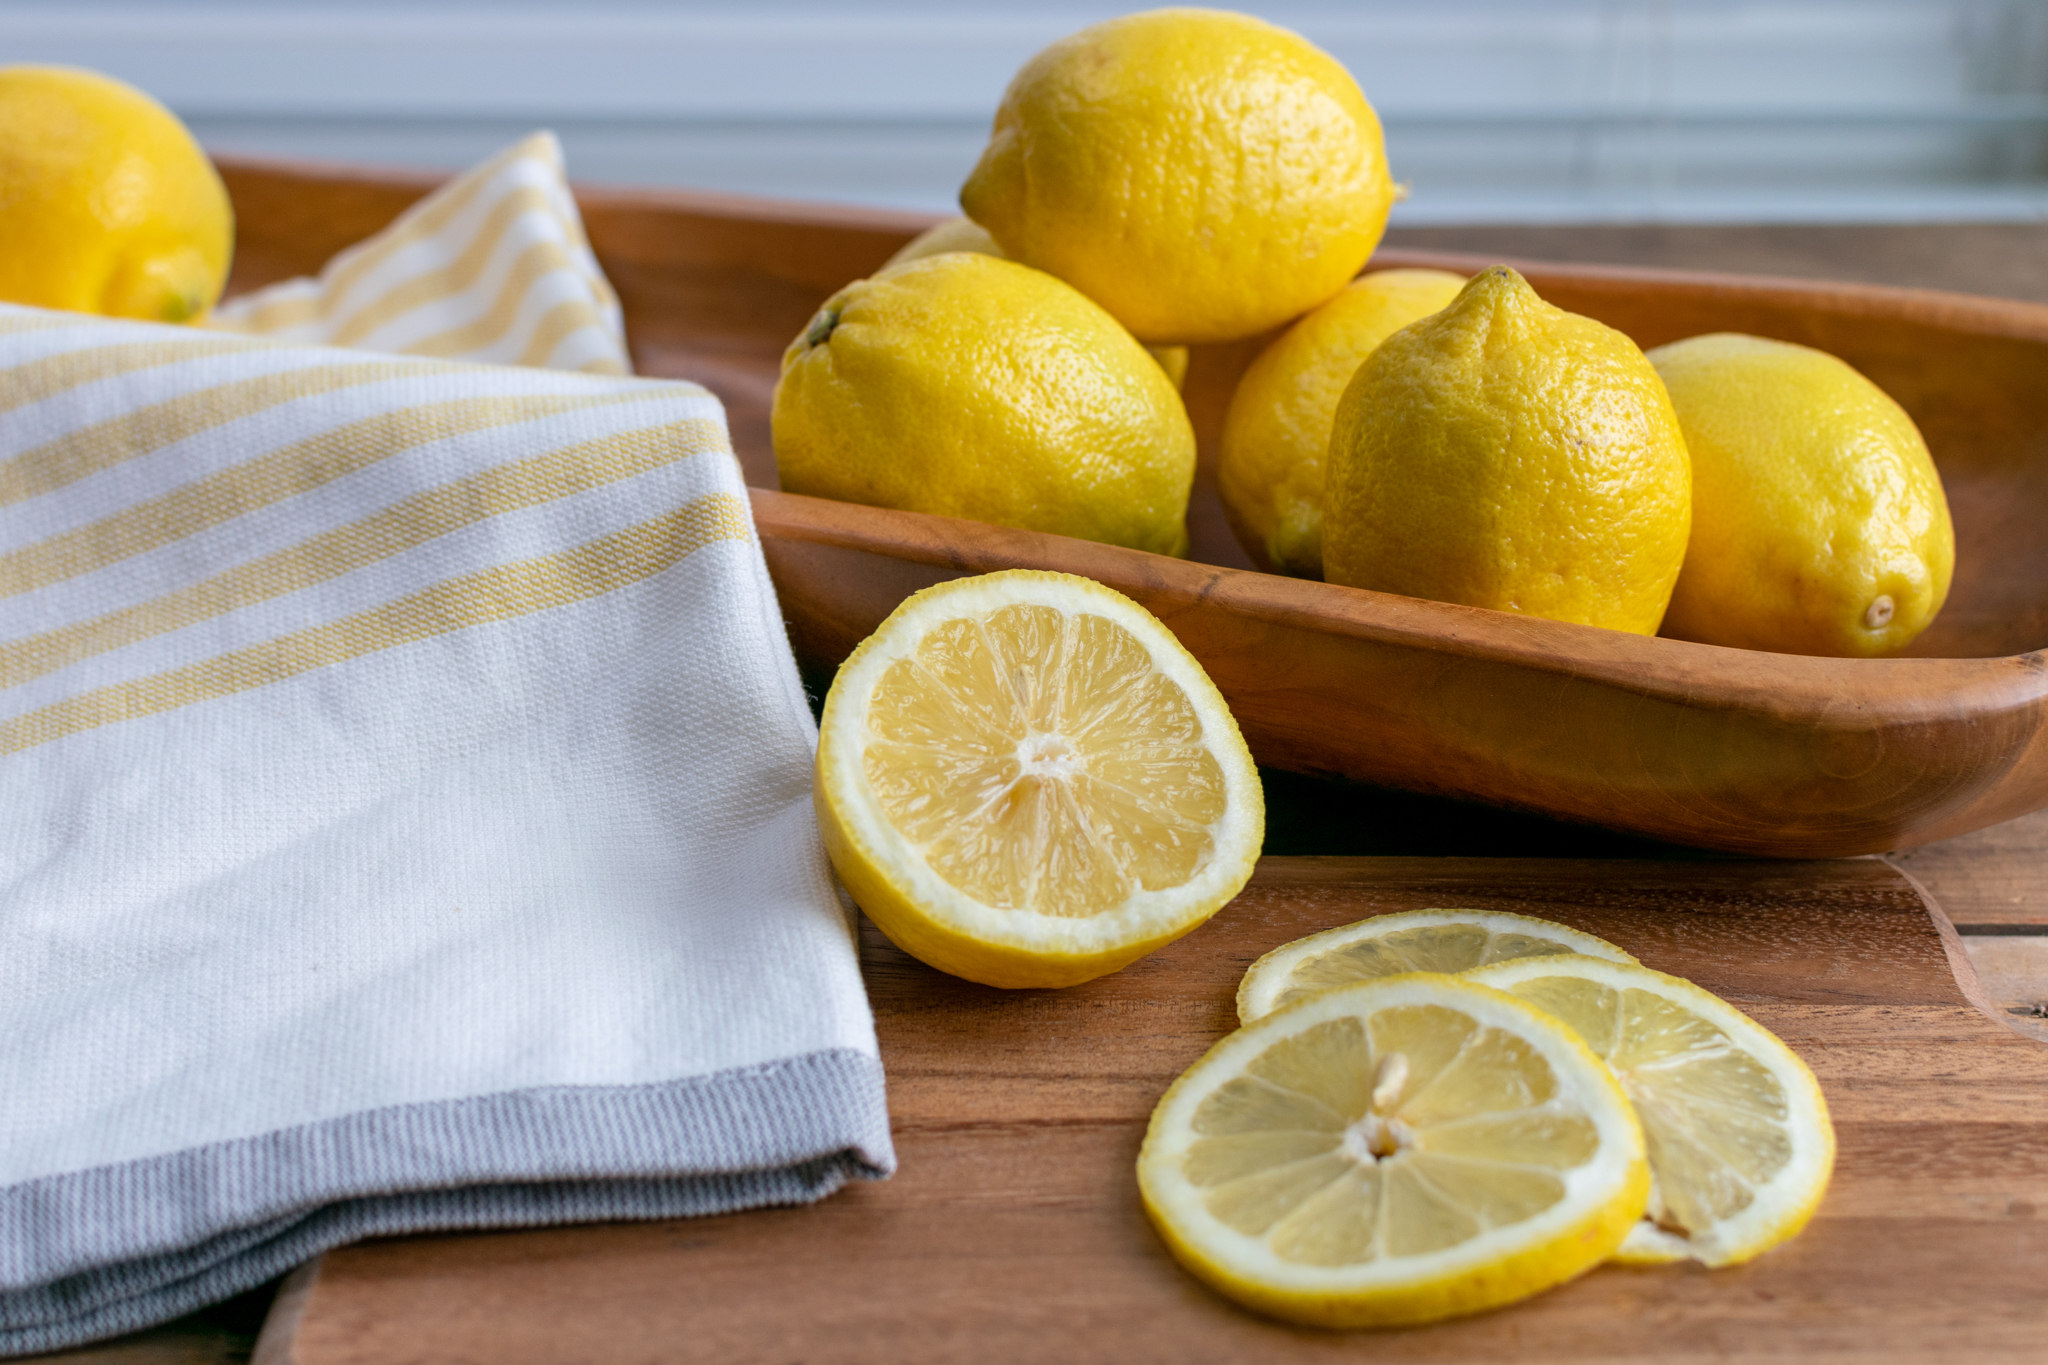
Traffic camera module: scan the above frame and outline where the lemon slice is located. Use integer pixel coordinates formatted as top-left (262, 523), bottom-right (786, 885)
top-left (815, 570), bottom-right (1263, 988)
top-left (1237, 909), bottom-right (1636, 1024)
top-left (1139, 973), bottom-right (1648, 1328)
top-left (1465, 954), bottom-right (1835, 1268)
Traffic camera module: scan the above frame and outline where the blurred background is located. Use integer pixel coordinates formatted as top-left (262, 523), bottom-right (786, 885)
top-left (8, 0), bottom-right (2048, 225)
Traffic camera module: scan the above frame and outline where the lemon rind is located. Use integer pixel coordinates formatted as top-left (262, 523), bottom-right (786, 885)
top-left (816, 570), bottom-right (1264, 988)
top-left (1139, 973), bottom-right (1650, 1328)
top-left (1236, 908), bottom-right (1639, 1025)
top-left (1466, 953), bottom-right (1835, 1270)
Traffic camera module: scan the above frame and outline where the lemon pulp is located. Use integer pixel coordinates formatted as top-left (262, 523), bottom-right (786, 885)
top-left (1467, 955), bottom-right (1834, 1267)
top-left (1237, 909), bottom-right (1637, 1023)
top-left (817, 571), bottom-right (1262, 988)
top-left (1141, 974), bottom-right (1648, 1327)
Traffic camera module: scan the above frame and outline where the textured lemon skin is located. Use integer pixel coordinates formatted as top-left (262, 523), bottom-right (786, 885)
top-left (0, 66), bottom-right (232, 322)
top-left (883, 217), bottom-right (1190, 390)
top-left (1218, 269), bottom-right (1466, 577)
top-left (959, 9), bottom-right (1395, 345)
top-left (1138, 976), bottom-right (1650, 1329)
top-left (773, 253), bottom-right (1195, 557)
top-left (814, 570), bottom-right (1263, 990)
top-left (1648, 333), bottom-right (1954, 657)
top-left (1323, 266), bottom-right (1691, 634)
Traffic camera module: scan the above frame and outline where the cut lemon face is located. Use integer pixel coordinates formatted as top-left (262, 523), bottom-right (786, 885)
top-left (1139, 974), bottom-right (1648, 1328)
top-left (1465, 954), bottom-right (1834, 1268)
top-left (1237, 909), bottom-right (1636, 1024)
top-left (815, 570), bottom-right (1263, 988)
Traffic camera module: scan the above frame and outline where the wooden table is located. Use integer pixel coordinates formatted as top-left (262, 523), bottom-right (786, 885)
top-left (26, 223), bottom-right (2048, 1364)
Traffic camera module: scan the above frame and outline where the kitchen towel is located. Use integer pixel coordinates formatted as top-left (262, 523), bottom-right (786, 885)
top-left (0, 305), bottom-right (892, 1354)
top-left (210, 131), bottom-right (631, 376)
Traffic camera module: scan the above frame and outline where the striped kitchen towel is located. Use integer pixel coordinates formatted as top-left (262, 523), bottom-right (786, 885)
top-left (0, 305), bottom-right (891, 1355)
top-left (210, 132), bottom-right (630, 374)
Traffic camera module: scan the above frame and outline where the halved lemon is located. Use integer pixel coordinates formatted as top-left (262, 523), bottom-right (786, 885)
top-left (815, 570), bottom-right (1263, 988)
top-left (1465, 954), bottom-right (1835, 1267)
top-left (1237, 909), bottom-right (1636, 1024)
top-left (1138, 973), bottom-right (1648, 1328)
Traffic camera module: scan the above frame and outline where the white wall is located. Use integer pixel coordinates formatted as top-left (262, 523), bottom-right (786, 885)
top-left (6, 0), bottom-right (2048, 221)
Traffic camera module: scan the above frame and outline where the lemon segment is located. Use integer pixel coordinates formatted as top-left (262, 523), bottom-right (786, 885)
top-left (1140, 974), bottom-right (1649, 1328)
top-left (1237, 909), bottom-right (1637, 1025)
top-left (1465, 954), bottom-right (1835, 1268)
top-left (815, 570), bottom-right (1262, 989)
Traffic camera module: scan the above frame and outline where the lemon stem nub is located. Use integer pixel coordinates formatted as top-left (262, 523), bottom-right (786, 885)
top-left (805, 306), bottom-right (841, 347)
top-left (1864, 595), bottom-right (1895, 629)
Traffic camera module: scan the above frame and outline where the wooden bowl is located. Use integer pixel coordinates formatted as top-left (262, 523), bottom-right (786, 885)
top-left (217, 155), bottom-right (2048, 858)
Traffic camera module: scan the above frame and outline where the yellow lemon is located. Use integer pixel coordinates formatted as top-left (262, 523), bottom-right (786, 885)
top-left (1138, 973), bottom-right (1649, 1328)
top-left (815, 570), bottom-right (1264, 989)
top-left (1218, 269), bottom-right (1466, 576)
top-left (1323, 266), bottom-right (1691, 634)
top-left (884, 216), bottom-right (1191, 390)
top-left (1647, 333), bottom-right (1954, 656)
top-left (959, 9), bottom-right (1395, 345)
top-left (1466, 955), bottom-right (1835, 1269)
top-left (0, 66), bottom-right (232, 322)
top-left (1235, 909), bottom-right (1637, 1024)
top-left (772, 252), bottom-right (1195, 556)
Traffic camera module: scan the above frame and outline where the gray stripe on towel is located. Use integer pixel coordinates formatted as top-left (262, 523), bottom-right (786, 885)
top-left (0, 1046), bottom-right (892, 1356)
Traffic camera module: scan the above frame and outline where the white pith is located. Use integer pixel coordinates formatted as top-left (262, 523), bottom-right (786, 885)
top-left (1465, 953), bottom-right (1834, 1268)
top-left (1139, 975), bottom-right (1646, 1294)
top-left (1237, 908), bottom-right (1639, 1024)
top-left (820, 571), bottom-right (1263, 955)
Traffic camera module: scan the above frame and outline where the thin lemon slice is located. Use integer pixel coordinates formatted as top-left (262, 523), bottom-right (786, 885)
top-left (1237, 909), bottom-right (1637, 1024)
top-left (1465, 954), bottom-right (1835, 1268)
top-left (816, 570), bottom-right (1263, 988)
top-left (1139, 973), bottom-right (1648, 1328)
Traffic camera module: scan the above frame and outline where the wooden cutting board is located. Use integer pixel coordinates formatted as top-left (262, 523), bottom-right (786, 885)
top-left (258, 857), bottom-right (2048, 1364)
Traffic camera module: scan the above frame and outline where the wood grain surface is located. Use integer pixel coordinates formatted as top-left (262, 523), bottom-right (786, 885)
top-left (251, 857), bottom-right (2048, 1365)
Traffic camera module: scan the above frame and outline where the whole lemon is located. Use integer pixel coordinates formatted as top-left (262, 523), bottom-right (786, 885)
top-left (884, 216), bottom-right (1191, 390)
top-left (1323, 266), bottom-right (1692, 634)
top-left (1648, 333), bottom-right (1953, 657)
top-left (772, 252), bottom-right (1195, 556)
top-left (0, 66), bottom-right (232, 322)
top-left (959, 8), bottom-right (1395, 345)
top-left (1218, 268), bottom-right (1466, 577)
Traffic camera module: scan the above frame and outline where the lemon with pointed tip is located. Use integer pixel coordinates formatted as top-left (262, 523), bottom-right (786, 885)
top-left (1218, 268), bottom-right (1466, 576)
top-left (1465, 954), bottom-right (1835, 1269)
top-left (815, 570), bottom-right (1263, 989)
top-left (1648, 332), bottom-right (1953, 657)
top-left (1139, 973), bottom-right (1649, 1328)
top-left (1323, 266), bottom-right (1692, 633)
top-left (960, 8), bottom-right (1395, 344)
top-left (0, 65), bottom-right (232, 322)
top-left (772, 252), bottom-right (1195, 556)
top-left (884, 217), bottom-right (1190, 390)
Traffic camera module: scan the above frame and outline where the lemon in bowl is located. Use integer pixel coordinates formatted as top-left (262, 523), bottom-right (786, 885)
top-left (1648, 333), bottom-right (1953, 657)
top-left (959, 8), bottom-right (1396, 345)
top-left (772, 252), bottom-right (1195, 557)
top-left (0, 65), bottom-right (233, 322)
top-left (1217, 269), bottom-right (1466, 577)
top-left (1322, 266), bottom-right (1692, 634)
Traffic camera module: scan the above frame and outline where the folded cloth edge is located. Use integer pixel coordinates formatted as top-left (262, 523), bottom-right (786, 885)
top-left (0, 1048), bottom-right (891, 1354)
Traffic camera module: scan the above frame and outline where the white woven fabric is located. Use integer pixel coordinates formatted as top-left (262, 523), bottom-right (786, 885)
top-left (209, 132), bottom-right (630, 375)
top-left (0, 305), bottom-right (890, 1355)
